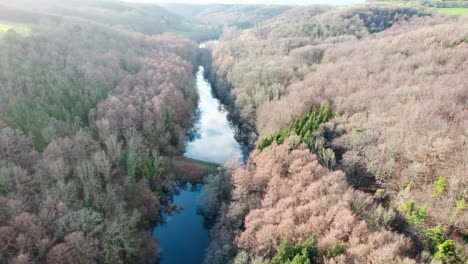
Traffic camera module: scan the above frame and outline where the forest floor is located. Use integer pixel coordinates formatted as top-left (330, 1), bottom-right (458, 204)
top-left (173, 156), bottom-right (220, 183)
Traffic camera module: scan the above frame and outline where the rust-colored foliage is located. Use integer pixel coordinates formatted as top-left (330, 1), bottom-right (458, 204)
top-left (229, 141), bottom-right (414, 263)
top-left (0, 20), bottom-right (198, 264)
top-left (204, 6), bottom-right (467, 263)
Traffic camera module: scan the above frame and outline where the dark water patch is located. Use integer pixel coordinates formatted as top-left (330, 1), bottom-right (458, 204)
top-left (152, 183), bottom-right (209, 264)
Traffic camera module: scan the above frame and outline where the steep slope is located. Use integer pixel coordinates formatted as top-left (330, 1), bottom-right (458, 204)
top-left (0, 2), bottom-right (202, 263)
top-left (204, 5), bottom-right (468, 263)
top-left (162, 4), bottom-right (292, 29)
top-left (0, 0), bottom-right (217, 41)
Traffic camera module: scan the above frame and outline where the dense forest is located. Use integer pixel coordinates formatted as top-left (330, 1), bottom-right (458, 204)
top-left (201, 4), bottom-right (468, 264)
top-left (0, 1), bottom-right (202, 263)
top-left (0, 0), bottom-right (219, 41)
top-left (0, 0), bottom-right (467, 264)
top-left (163, 4), bottom-right (292, 29)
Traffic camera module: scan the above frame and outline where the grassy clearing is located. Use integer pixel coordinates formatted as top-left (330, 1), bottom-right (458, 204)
top-left (375, 1), bottom-right (468, 16)
top-left (378, 1), bottom-right (413, 6)
top-left (168, 30), bottom-right (192, 38)
top-left (433, 8), bottom-right (468, 16)
top-left (0, 21), bottom-right (31, 36)
top-left (173, 157), bottom-right (220, 183)
top-left (190, 158), bottom-right (219, 171)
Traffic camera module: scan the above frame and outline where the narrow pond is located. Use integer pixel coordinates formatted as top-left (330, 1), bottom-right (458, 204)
top-left (152, 66), bottom-right (243, 264)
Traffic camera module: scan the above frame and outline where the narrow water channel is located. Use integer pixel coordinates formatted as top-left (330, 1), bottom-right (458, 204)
top-left (152, 66), bottom-right (243, 264)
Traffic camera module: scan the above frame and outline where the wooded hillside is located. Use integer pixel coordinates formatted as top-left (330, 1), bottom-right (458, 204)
top-left (204, 5), bottom-right (467, 263)
top-left (0, 0), bottom-right (218, 41)
top-left (0, 2), bottom-right (201, 263)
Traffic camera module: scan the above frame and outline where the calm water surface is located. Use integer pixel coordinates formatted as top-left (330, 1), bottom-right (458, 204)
top-left (185, 66), bottom-right (243, 164)
top-left (152, 66), bottom-right (243, 264)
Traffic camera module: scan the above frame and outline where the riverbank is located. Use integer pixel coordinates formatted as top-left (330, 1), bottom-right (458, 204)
top-left (198, 47), bottom-right (257, 155)
top-left (173, 156), bottom-right (220, 183)
top-left (152, 64), bottom-right (245, 264)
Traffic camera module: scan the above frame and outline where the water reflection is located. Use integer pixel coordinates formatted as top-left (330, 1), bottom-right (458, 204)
top-left (184, 66), bottom-right (243, 164)
top-left (153, 66), bottom-right (243, 264)
top-left (152, 183), bottom-right (209, 264)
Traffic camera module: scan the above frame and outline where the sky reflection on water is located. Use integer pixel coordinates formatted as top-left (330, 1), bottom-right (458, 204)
top-left (184, 66), bottom-right (243, 164)
top-left (153, 66), bottom-right (243, 264)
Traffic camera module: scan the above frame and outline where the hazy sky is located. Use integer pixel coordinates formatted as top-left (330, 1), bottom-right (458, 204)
top-left (123, 0), bottom-right (365, 6)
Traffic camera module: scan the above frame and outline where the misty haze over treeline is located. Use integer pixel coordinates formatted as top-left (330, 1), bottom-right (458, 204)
top-left (0, 0), bottom-right (466, 263)
top-left (123, 0), bottom-right (366, 6)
